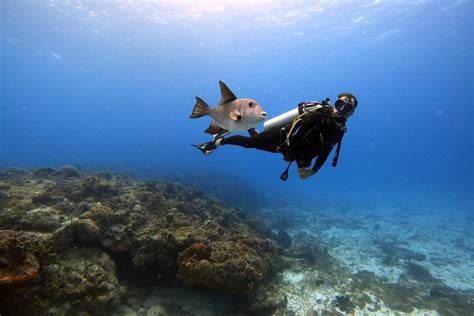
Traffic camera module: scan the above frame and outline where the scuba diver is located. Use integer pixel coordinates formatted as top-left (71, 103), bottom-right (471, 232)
top-left (193, 93), bottom-right (358, 181)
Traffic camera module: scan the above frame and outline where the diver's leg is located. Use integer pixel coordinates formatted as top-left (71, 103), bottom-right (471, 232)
top-left (213, 130), bottom-right (230, 140)
top-left (220, 131), bottom-right (280, 153)
top-left (219, 135), bottom-right (252, 147)
top-left (194, 128), bottom-right (280, 155)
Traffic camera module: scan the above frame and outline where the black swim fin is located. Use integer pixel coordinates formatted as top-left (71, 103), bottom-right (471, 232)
top-left (192, 141), bottom-right (217, 155)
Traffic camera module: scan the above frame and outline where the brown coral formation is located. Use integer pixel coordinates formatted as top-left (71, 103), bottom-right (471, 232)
top-left (177, 240), bottom-right (271, 293)
top-left (0, 167), bottom-right (278, 314)
top-left (0, 230), bottom-right (49, 312)
top-left (0, 252), bottom-right (39, 286)
top-left (40, 248), bottom-right (122, 313)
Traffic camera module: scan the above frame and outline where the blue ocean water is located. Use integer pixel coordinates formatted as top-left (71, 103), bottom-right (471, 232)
top-left (1, 1), bottom-right (474, 314)
top-left (1, 2), bottom-right (472, 210)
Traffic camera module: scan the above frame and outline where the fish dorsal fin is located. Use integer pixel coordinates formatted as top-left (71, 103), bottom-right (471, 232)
top-left (218, 80), bottom-right (237, 106)
top-left (204, 121), bottom-right (226, 135)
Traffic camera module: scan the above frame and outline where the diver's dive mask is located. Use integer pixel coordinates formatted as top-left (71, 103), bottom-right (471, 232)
top-left (334, 99), bottom-right (354, 118)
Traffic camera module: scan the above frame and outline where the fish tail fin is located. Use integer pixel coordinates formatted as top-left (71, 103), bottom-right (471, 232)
top-left (190, 97), bottom-right (210, 119)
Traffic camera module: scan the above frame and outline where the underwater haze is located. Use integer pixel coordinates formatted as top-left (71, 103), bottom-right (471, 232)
top-left (2, 0), bottom-right (472, 203)
top-left (1, 1), bottom-right (473, 315)
top-left (1, 1), bottom-right (473, 202)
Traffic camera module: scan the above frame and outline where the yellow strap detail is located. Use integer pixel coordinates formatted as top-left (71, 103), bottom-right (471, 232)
top-left (285, 111), bottom-right (309, 144)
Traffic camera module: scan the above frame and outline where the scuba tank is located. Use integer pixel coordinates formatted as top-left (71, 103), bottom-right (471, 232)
top-left (263, 107), bottom-right (301, 131)
top-left (264, 101), bottom-right (324, 131)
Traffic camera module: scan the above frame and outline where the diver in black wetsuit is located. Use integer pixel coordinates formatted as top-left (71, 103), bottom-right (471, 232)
top-left (194, 93), bottom-right (358, 180)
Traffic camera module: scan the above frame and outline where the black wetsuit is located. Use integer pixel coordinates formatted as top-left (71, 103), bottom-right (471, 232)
top-left (221, 103), bottom-right (346, 171)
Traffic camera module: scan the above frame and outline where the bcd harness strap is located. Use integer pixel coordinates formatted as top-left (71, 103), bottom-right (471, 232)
top-left (280, 160), bottom-right (293, 181)
top-left (331, 134), bottom-right (344, 167)
top-left (279, 102), bottom-right (346, 181)
top-left (282, 102), bottom-right (320, 149)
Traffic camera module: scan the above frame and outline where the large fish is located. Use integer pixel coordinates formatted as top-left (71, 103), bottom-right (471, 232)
top-left (189, 81), bottom-right (267, 135)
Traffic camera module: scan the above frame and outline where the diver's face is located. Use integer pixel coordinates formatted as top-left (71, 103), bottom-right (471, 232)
top-left (334, 95), bottom-right (355, 119)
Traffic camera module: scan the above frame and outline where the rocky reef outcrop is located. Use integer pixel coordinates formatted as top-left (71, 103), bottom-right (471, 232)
top-left (0, 167), bottom-right (278, 315)
top-left (176, 239), bottom-right (273, 293)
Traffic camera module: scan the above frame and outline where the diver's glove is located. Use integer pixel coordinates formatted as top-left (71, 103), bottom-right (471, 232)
top-left (298, 168), bottom-right (316, 180)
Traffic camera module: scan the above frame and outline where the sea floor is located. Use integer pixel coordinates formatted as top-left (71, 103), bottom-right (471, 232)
top-left (1, 168), bottom-right (472, 315)
top-left (255, 198), bottom-right (474, 315)
top-left (114, 198), bottom-right (473, 316)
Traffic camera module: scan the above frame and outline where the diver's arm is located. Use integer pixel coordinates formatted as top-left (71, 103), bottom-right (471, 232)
top-left (297, 150), bottom-right (327, 180)
top-left (313, 127), bottom-right (345, 171)
top-left (311, 146), bottom-right (332, 172)
top-left (298, 150), bottom-right (330, 179)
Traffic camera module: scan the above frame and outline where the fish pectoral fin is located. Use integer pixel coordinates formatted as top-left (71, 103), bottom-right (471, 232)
top-left (204, 121), bottom-right (226, 135)
top-left (218, 81), bottom-right (237, 105)
top-left (229, 110), bottom-right (242, 121)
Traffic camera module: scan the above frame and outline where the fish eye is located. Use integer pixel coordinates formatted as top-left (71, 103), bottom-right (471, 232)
top-left (248, 102), bottom-right (255, 107)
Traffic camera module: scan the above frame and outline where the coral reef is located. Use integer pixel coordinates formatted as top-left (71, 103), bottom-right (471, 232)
top-left (1, 167), bottom-right (472, 315)
top-left (275, 230), bottom-right (292, 249)
top-left (0, 167), bottom-right (278, 314)
top-left (250, 200), bottom-right (474, 315)
top-left (0, 231), bottom-right (42, 288)
top-left (176, 239), bottom-right (273, 293)
top-left (376, 240), bottom-right (427, 265)
top-left (246, 284), bottom-right (288, 314)
top-left (39, 248), bottom-right (123, 314)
